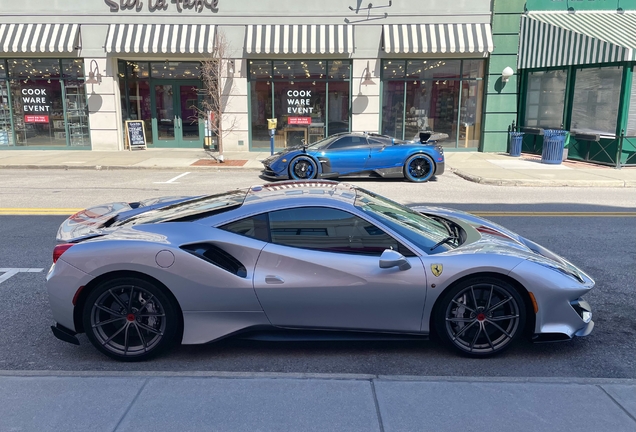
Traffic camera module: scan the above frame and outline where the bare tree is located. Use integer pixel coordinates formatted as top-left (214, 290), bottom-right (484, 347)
top-left (197, 30), bottom-right (239, 162)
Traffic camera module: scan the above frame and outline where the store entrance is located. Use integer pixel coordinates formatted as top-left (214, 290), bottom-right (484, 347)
top-left (150, 80), bottom-right (203, 148)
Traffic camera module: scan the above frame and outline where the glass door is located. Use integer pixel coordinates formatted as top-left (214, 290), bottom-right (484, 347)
top-left (151, 80), bottom-right (203, 148)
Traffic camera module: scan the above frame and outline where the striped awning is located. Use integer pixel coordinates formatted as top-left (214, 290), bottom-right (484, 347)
top-left (245, 25), bottom-right (354, 54)
top-left (105, 24), bottom-right (217, 54)
top-left (519, 12), bottom-right (636, 69)
top-left (0, 23), bottom-right (79, 53)
top-left (382, 24), bottom-right (494, 54)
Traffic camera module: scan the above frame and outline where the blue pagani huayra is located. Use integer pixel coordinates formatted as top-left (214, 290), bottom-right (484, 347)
top-left (261, 132), bottom-right (445, 182)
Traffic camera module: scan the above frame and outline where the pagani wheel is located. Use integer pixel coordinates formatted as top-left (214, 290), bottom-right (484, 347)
top-left (434, 277), bottom-right (526, 357)
top-left (289, 156), bottom-right (318, 180)
top-left (404, 154), bottom-right (435, 182)
top-left (82, 277), bottom-right (180, 362)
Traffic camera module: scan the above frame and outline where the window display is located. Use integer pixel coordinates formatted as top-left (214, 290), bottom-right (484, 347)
top-left (571, 66), bottom-right (622, 136)
top-left (249, 60), bottom-right (350, 150)
top-left (381, 59), bottom-right (484, 148)
top-left (0, 58), bottom-right (90, 148)
top-left (523, 69), bottom-right (567, 129)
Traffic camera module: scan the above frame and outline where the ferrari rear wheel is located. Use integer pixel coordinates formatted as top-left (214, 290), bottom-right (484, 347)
top-left (289, 156), bottom-right (318, 180)
top-left (82, 277), bottom-right (180, 362)
top-left (434, 277), bottom-right (526, 357)
top-left (404, 154), bottom-right (435, 182)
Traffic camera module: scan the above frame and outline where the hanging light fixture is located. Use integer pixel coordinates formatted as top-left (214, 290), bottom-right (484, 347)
top-left (85, 60), bottom-right (102, 85)
top-left (361, 61), bottom-right (376, 86)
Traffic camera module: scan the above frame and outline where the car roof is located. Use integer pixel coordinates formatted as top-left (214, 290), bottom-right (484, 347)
top-left (242, 181), bottom-right (358, 207)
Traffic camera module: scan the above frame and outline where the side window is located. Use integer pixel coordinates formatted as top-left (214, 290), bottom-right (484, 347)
top-left (368, 138), bottom-right (389, 147)
top-left (327, 136), bottom-right (368, 150)
top-left (220, 213), bottom-right (270, 242)
top-left (268, 207), bottom-right (415, 256)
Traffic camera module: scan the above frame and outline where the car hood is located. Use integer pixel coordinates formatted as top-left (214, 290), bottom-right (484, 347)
top-left (57, 196), bottom-right (196, 242)
top-left (413, 205), bottom-right (590, 281)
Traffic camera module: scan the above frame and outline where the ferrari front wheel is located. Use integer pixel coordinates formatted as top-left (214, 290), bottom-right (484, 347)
top-left (82, 277), bottom-right (180, 362)
top-left (434, 277), bottom-right (526, 357)
top-left (404, 154), bottom-right (435, 182)
top-left (289, 156), bottom-right (318, 180)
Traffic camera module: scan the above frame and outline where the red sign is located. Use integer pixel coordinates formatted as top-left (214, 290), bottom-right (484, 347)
top-left (24, 115), bottom-right (49, 123)
top-left (288, 117), bottom-right (311, 125)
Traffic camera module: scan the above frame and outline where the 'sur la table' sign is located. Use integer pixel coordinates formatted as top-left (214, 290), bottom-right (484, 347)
top-left (125, 120), bottom-right (147, 150)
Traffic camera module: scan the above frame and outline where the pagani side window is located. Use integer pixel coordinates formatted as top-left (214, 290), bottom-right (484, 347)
top-left (327, 136), bottom-right (368, 150)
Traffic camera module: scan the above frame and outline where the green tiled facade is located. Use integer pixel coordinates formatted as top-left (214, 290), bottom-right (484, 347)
top-left (481, 0), bottom-right (525, 152)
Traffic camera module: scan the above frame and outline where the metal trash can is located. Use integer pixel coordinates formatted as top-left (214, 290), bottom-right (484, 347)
top-left (541, 130), bottom-right (567, 164)
top-left (509, 132), bottom-right (524, 157)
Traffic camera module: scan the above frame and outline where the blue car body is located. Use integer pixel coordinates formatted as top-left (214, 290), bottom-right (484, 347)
top-left (261, 132), bottom-right (445, 182)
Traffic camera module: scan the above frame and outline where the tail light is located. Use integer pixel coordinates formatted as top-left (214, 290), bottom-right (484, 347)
top-left (53, 244), bottom-right (74, 263)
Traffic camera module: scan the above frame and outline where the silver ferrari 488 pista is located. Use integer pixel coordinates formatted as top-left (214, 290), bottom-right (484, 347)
top-left (47, 181), bottom-right (594, 361)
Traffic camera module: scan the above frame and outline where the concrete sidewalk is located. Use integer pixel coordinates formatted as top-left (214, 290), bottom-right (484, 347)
top-left (1, 148), bottom-right (635, 187)
top-left (0, 371), bottom-right (634, 432)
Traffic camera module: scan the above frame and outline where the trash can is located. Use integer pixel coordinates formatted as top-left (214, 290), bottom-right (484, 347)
top-left (509, 132), bottom-right (524, 157)
top-left (541, 130), bottom-right (567, 164)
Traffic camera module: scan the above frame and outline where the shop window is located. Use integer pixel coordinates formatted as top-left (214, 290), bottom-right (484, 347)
top-left (249, 60), bottom-right (350, 150)
top-left (571, 67), bottom-right (622, 136)
top-left (249, 60), bottom-right (272, 79)
top-left (127, 80), bottom-right (153, 144)
top-left (62, 59), bottom-right (84, 79)
top-left (0, 59), bottom-right (90, 149)
top-left (10, 78), bottom-right (66, 146)
top-left (0, 61), bottom-right (6, 79)
top-left (382, 59), bottom-right (484, 148)
top-left (150, 62), bottom-right (200, 79)
top-left (9, 59), bottom-right (60, 79)
top-left (273, 60), bottom-right (326, 80)
top-left (524, 70), bottom-right (567, 129)
top-left (124, 62), bottom-right (150, 80)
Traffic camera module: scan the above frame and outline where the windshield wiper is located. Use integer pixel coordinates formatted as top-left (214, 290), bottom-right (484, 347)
top-left (429, 217), bottom-right (459, 251)
top-left (430, 236), bottom-right (459, 251)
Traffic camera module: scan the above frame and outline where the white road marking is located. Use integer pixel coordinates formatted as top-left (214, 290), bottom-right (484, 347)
top-left (0, 268), bottom-right (43, 285)
top-left (153, 172), bottom-right (191, 184)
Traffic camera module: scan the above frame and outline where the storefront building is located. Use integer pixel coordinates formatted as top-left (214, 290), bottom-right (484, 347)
top-left (489, 0), bottom-right (636, 167)
top-left (1, 0), bottom-right (495, 152)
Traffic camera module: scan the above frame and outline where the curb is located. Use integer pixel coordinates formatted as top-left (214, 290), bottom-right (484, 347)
top-left (451, 169), bottom-right (633, 188)
top-left (0, 370), bottom-right (634, 384)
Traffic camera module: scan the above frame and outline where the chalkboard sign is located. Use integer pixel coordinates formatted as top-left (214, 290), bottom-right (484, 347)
top-left (125, 120), bottom-right (147, 150)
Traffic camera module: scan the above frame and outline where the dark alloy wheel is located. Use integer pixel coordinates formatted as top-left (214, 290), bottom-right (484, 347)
top-left (404, 154), bottom-right (435, 182)
top-left (434, 277), bottom-right (526, 357)
top-left (289, 156), bottom-right (318, 180)
top-left (82, 277), bottom-right (180, 362)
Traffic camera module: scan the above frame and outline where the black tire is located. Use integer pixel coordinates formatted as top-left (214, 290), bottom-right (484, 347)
top-left (433, 276), bottom-right (526, 357)
top-left (403, 153), bottom-right (435, 182)
top-left (82, 277), bottom-right (180, 362)
top-left (289, 156), bottom-right (318, 180)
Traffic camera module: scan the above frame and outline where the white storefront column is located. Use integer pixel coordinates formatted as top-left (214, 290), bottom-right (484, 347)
top-left (351, 58), bottom-right (381, 134)
top-left (83, 57), bottom-right (122, 150)
top-left (219, 58), bottom-right (249, 152)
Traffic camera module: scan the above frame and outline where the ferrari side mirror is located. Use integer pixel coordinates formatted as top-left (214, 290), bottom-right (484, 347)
top-left (379, 249), bottom-right (411, 271)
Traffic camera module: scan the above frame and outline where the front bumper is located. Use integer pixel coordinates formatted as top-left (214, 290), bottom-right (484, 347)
top-left (261, 166), bottom-right (288, 180)
top-left (533, 298), bottom-right (594, 342)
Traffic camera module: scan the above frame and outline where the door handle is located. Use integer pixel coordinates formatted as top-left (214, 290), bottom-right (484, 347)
top-left (174, 115), bottom-right (178, 128)
top-left (265, 275), bottom-right (284, 284)
top-left (178, 117), bottom-right (182, 128)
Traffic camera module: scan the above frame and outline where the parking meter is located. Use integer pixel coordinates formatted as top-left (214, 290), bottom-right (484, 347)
top-left (267, 118), bottom-right (277, 155)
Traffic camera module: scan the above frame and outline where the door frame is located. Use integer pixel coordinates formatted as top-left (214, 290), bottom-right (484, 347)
top-left (150, 79), bottom-right (204, 148)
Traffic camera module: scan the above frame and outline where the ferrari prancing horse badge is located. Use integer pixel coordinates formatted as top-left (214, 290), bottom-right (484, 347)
top-left (431, 264), bottom-right (443, 277)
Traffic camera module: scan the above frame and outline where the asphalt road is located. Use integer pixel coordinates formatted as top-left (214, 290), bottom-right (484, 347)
top-left (0, 171), bottom-right (634, 376)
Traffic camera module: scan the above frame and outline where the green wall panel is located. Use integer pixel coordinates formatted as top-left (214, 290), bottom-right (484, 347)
top-left (494, 34), bottom-right (521, 53)
top-left (484, 113), bottom-right (517, 131)
top-left (492, 14), bottom-right (522, 34)
top-left (482, 131), bottom-right (509, 152)
top-left (485, 93), bottom-right (518, 112)
top-left (488, 55), bottom-right (519, 74)
top-left (493, 0), bottom-right (526, 13)
top-left (486, 74), bottom-right (517, 94)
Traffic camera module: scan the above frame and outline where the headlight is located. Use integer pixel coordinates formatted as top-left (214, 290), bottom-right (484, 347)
top-left (527, 257), bottom-right (584, 283)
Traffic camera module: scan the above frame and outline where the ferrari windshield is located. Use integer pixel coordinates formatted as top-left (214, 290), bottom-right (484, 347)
top-left (114, 190), bottom-right (247, 226)
top-left (354, 187), bottom-right (456, 253)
